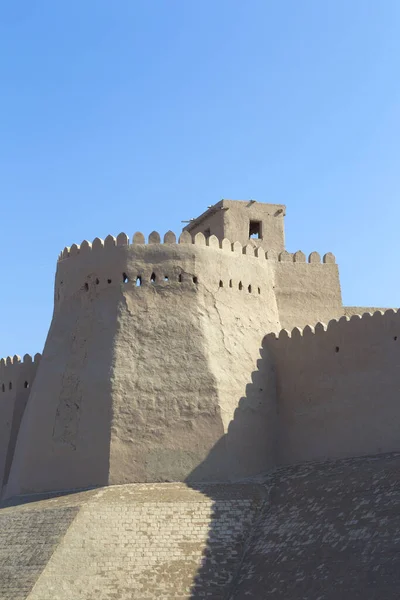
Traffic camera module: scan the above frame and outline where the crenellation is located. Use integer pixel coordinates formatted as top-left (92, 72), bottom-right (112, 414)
top-left (163, 230), bottom-right (176, 244)
top-left (69, 243), bottom-right (79, 256)
top-left (323, 251), bottom-right (335, 264)
top-left (254, 246), bottom-right (265, 258)
top-left (308, 251), bottom-right (321, 263)
top-left (132, 231), bottom-right (145, 244)
top-left (92, 237), bottom-right (104, 251)
top-left (220, 237), bottom-right (231, 251)
top-left (117, 232), bottom-right (129, 246)
top-left (242, 244), bottom-right (255, 256)
top-left (178, 230), bottom-right (192, 244)
top-left (207, 234), bottom-right (219, 248)
top-left (266, 249), bottom-right (278, 260)
top-left (293, 250), bottom-right (306, 262)
top-left (104, 234), bottom-right (116, 248)
top-left (194, 231), bottom-right (206, 245)
top-left (80, 239), bottom-right (92, 253)
top-left (278, 250), bottom-right (292, 262)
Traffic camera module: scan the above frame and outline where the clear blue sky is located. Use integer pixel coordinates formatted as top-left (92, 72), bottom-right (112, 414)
top-left (1, 0), bottom-right (400, 357)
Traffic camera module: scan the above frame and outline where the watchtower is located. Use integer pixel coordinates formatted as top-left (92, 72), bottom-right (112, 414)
top-left (183, 199), bottom-right (286, 250)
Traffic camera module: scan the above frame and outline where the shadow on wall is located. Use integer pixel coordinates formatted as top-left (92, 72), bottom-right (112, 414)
top-left (184, 340), bottom-right (277, 599)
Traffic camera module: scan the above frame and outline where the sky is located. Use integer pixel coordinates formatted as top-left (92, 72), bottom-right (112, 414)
top-left (1, 0), bottom-right (400, 357)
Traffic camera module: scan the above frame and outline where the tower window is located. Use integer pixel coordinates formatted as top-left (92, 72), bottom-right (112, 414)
top-left (249, 220), bottom-right (262, 239)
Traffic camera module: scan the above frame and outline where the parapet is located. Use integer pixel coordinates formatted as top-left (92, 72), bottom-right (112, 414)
top-left (0, 353), bottom-right (41, 394)
top-left (264, 309), bottom-right (400, 467)
top-left (266, 308), bottom-right (399, 344)
top-left (57, 230), bottom-right (334, 264)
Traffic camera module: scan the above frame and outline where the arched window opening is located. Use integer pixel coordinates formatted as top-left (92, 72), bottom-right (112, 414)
top-left (193, 276), bottom-right (198, 284)
top-left (24, 381), bottom-right (29, 389)
top-left (150, 273), bottom-right (156, 283)
top-left (229, 279), bottom-right (233, 288)
top-left (164, 275), bottom-right (169, 282)
top-left (219, 280), bottom-right (223, 288)
top-left (136, 276), bottom-right (142, 287)
top-left (122, 273), bottom-right (129, 284)
top-left (248, 285), bottom-right (252, 293)
top-left (238, 281), bottom-right (243, 291)
top-left (178, 274), bottom-right (182, 282)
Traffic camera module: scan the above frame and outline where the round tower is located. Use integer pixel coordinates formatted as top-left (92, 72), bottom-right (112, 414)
top-left (5, 231), bottom-right (280, 498)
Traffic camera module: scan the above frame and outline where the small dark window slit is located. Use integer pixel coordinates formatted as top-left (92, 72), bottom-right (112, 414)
top-left (84, 283), bottom-right (89, 291)
top-left (9, 382), bottom-right (12, 390)
top-left (24, 381), bottom-right (29, 389)
top-left (219, 280), bottom-right (223, 288)
top-left (238, 282), bottom-right (243, 291)
top-left (150, 273), bottom-right (156, 283)
top-left (193, 276), bottom-right (198, 284)
top-left (123, 273), bottom-right (129, 283)
top-left (248, 285), bottom-right (252, 293)
top-left (249, 220), bottom-right (262, 239)
top-left (178, 274), bottom-right (182, 283)
top-left (107, 279), bottom-right (112, 284)
top-left (335, 346), bottom-right (339, 353)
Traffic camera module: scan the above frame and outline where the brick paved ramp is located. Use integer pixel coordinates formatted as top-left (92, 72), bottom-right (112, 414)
top-left (0, 454), bottom-right (398, 600)
top-left (0, 483), bottom-right (264, 600)
top-left (231, 453), bottom-right (400, 600)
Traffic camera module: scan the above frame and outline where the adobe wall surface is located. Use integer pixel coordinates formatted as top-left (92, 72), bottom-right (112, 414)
top-left (0, 355), bottom-right (41, 492)
top-left (272, 251), bottom-right (343, 330)
top-left (5, 232), bottom-right (281, 498)
top-left (0, 453), bottom-right (398, 600)
top-left (265, 310), bottom-right (400, 466)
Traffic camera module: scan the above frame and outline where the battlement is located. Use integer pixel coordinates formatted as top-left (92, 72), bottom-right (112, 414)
top-left (0, 353), bottom-right (42, 394)
top-left (0, 353), bottom-right (42, 491)
top-left (57, 230), bottom-right (335, 263)
top-left (264, 308), bottom-right (400, 466)
top-left (267, 308), bottom-right (398, 342)
top-left (54, 231), bottom-right (339, 328)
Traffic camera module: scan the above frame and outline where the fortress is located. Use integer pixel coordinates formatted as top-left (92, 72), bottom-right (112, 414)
top-left (0, 200), bottom-right (399, 600)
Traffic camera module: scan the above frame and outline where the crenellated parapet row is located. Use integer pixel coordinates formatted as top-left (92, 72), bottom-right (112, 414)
top-left (266, 309), bottom-right (399, 344)
top-left (57, 231), bottom-right (335, 265)
top-left (0, 353), bottom-right (42, 394)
